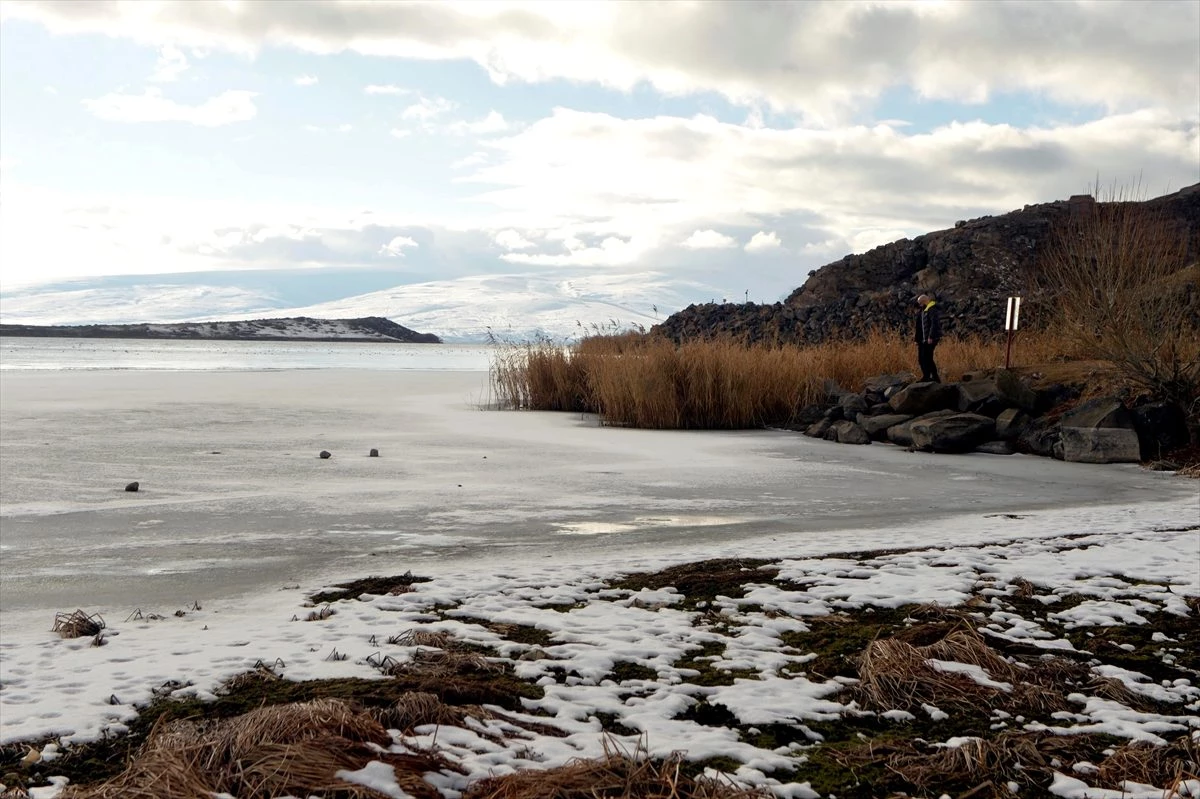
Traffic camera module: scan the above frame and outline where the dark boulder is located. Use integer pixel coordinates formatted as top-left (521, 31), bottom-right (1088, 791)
top-left (319, 450), bottom-right (332, 459)
top-left (124, 481), bottom-right (140, 492)
top-left (957, 379), bottom-right (998, 412)
top-left (1061, 427), bottom-right (1141, 464)
top-left (994, 408), bottom-right (1031, 441)
top-left (910, 413), bottom-right (996, 453)
top-left (840, 394), bottom-right (869, 420)
top-left (862, 413), bottom-right (914, 441)
top-left (993, 370), bottom-right (1038, 412)
top-left (865, 402), bottom-right (894, 417)
top-left (1131, 401), bottom-right (1190, 460)
top-left (1018, 418), bottom-right (1063, 459)
top-left (888, 382), bottom-right (959, 415)
top-left (805, 417), bottom-right (834, 439)
top-left (788, 404), bottom-right (831, 430)
top-left (863, 373), bottom-right (915, 395)
top-left (1034, 383), bottom-right (1081, 415)
top-left (887, 409), bottom-right (957, 447)
top-left (369, 448), bottom-right (380, 457)
top-left (976, 440), bottom-right (1016, 455)
top-left (1060, 397), bottom-right (1134, 430)
top-left (830, 420), bottom-right (871, 445)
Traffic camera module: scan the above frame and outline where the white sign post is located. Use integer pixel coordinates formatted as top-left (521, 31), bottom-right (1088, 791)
top-left (1004, 296), bottom-right (1022, 368)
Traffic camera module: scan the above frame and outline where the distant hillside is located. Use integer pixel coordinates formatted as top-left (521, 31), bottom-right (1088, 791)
top-left (655, 183), bottom-right (1200, 344)
top-left (0, 316), bottom-right (442, 344)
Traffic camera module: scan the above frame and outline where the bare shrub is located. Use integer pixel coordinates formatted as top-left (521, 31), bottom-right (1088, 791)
top-left (1036, 182), bottom-right (1200, 414)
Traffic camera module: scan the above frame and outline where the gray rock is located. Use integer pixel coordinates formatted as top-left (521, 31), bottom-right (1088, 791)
top-left (888, 382), bottom-right (960, 415)
top-left (863, 372), bottom-right (916, 395)
top-left (993, 370), bottom-right (1038, 411)
top-left (957, 379), bottom-right (998, 412)
top-left (910, 413), bottom-right (997, 453)
top-left (319, 450), bottom-right (332, 459)
top-left (124, 481), bottom-right (140, 492)
top-left (830, 420), bottom-right (871, 445)
top-left (865, 402), bottom-right (894, 416)
top-left (369, 448), bottom-right (379, 457)
top-left (1018, 419), bottom-right (1063, 459)
top-left (975, 440), bottom-right (1016, 455)
top-left (1060, 397), bottom-right (1134, 430)
top-left (994, 408), bottom-right (1030, 441)
top-left (805, 418), bottom-right (834, 438)
top-left (840, 394), bottom-right (869, 418)
top-left (887, 409), bottom-right (958, 447)
top-left (1061, 426), bottom-right (1141, 464)
top-left (862, 413), bottom-right (914, 440)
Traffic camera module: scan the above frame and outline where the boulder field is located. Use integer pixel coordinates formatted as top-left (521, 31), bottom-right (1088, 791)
top-left (782, 369), bottom-right (1191, 466)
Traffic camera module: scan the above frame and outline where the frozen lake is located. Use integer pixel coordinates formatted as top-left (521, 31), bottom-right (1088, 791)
top-left (1, 337), bottom-right (1196, 615)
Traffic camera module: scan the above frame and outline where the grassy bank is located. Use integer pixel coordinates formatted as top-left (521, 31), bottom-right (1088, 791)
top-left (489, 331), bottom-right (1083, 429)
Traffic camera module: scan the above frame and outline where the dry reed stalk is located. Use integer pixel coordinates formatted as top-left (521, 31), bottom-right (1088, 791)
top-left (209, 698), bottom-right (390, 771)
top-left (52, 610), bottom-right (105, 639)
top-left (460, 736), bottom-right (771, 799)
top-left (229, 736), bottom-right (377, 798)
top-left (1098, 735), bottom-right (1200, 793)
top-left (392, 629), bottom-right (458, 649)
top-left (856, 624), bottom-right (1018, 711)
top-left (391, 648), bottom-right (502, 676)
top-left (378, 691), bottom-right (472, 731)
top-left (60, 748), bottom-right (212, 799)
top-left (489, 327), bottom-right (1090, 429)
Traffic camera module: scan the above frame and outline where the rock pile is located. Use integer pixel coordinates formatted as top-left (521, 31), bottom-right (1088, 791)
top-left (785, 370), bottom-right (1191, 465)
top-left (655, 184), bottom-right (1200, 345)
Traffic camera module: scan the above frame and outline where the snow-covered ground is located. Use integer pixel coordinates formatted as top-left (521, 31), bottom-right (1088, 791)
top-left (0, 367), bottom-right (1197, 797)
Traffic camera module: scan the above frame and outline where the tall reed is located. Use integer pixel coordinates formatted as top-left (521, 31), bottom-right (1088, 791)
top-left (490, 330), bottom-right (1079, 429)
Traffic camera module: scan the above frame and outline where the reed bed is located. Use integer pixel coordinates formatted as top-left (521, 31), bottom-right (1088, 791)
top-left (491, 330), bottom-right (1079, 429)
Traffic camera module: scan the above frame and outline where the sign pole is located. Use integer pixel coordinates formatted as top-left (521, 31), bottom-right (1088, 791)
top-left (1003, 297), bottom-right (1021, 369)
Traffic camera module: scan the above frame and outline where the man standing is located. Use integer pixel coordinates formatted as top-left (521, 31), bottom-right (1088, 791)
top-left (915, 294), bottom-right (941, 383)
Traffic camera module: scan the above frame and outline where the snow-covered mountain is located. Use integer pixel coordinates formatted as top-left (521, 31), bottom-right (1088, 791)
top-left (1, 271), bottom-right (733, 342)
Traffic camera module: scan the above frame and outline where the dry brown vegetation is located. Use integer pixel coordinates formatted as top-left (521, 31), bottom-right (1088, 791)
top-left (51, 610), bottom-right (105, 639)
top-left (460, 737), bottom-right (772, 799)
top-left (1035, 183), bottom-right (1200, 411)
top-left (61, 698), bottom-right (449, 799)
top-left (490, 330), bottom-right (1084, 429)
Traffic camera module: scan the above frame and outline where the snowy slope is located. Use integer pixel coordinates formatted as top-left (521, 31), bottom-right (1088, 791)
top-left (223, 271), bottom-right (729, 342)
top-left (1, 272), bottom-right (730, 342)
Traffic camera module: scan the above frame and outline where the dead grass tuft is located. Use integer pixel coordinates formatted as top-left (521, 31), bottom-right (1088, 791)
top-left (856, 624), bottom-right (1018, 712)
top-left (61, 698), bottom-right (446, 799)
top-left (378, 691), bottom-right (472, 731)
top-left (391, 629), bottom-right (458, 649)
top-left (460, 737), bottom-right (771, 799)
top-left (52, 610), bottom-right (105, 639)
top-left (1098, 734), bottom-right (1200, 791)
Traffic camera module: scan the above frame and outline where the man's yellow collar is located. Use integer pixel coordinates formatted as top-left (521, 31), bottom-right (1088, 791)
top-left (923, 301), bottom-right (937, 311)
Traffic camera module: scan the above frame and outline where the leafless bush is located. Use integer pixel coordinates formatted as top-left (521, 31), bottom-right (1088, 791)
top-left (1036, 182), bottom-right (1200, 414)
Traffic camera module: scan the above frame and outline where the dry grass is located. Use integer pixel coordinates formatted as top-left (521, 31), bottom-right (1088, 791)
top-left (460, 737), bottom-right (771, 799)
top-left (1098, 734), bottom-right (1200, 791)
top-left (62, 698), bottom-right (446, 799)
top-left (491, 330), bottom-right (1086, 429)
top-left (856, 624), bottom-right (1019, 712)
top-left (52, 610), bottom-right (105, 639)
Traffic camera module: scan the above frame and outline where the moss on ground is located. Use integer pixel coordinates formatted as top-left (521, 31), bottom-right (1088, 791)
top-left (609, 558), bottom-right (779, 610)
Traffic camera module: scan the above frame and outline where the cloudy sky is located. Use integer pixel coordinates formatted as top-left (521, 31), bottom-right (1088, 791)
top-left (1, 0), bottom-right (1197, 310)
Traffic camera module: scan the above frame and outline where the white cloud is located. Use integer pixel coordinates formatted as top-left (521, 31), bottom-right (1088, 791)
top-left (681, 229), bottom-right (737, 250)
top-left (389, 128), bottom-right (412, 139)
top-left (6, 1), bottom-right (1196, 120)
top-left (446, 110), bottom-right (509, 136)
top-left (337, 123), bottom-right (353, 133)
top-left (745, 230), bottom-right (782, 253)
top-left (364, 84), bottom-right (408, 95)
top-left (82, 88), bottom-right (257, 126)
top-left (402, 95), bottom-right (457, 122)
top-left (380, 235), bottom-right (418, 256)
top-left (453, 151), bottom-right (488, 168)
top-left (149, 45), bottom-right (188, 82)
top-left (294, 74), bottom-right (319, 86)
top-left (493, 229), bottom-right (535, 250)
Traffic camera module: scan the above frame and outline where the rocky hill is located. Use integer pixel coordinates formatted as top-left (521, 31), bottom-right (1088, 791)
top-left (0, 316), bottom-right (442, 343)
top-left (655, 184), bottom-right (1200, 344)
